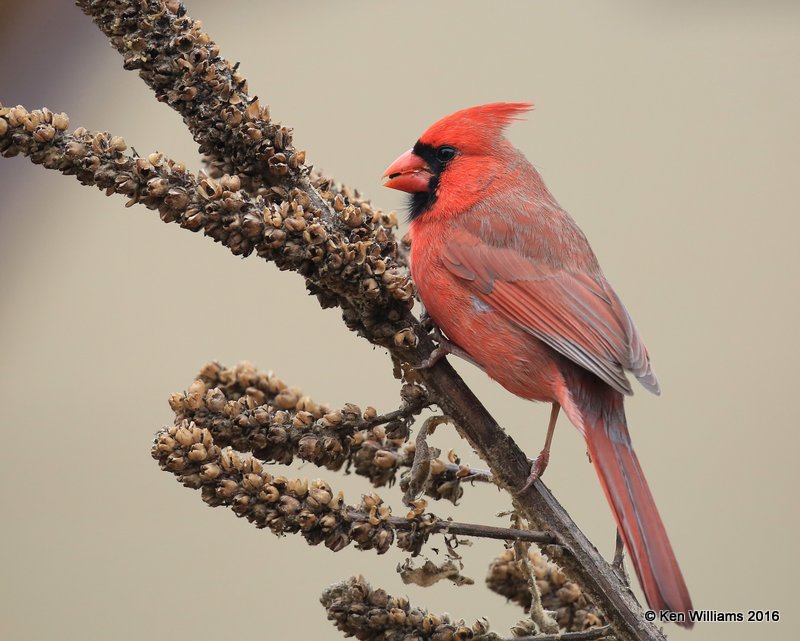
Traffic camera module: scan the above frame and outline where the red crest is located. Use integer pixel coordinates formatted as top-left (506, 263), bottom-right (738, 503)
top-left (419, 102), bottom-right (533, 151)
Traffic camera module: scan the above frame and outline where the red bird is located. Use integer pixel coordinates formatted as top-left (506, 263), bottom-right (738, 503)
top-left (382, 103), bottom-right (692, 622)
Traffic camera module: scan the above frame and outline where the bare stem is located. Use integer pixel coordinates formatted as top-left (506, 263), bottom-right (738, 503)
top-left (509, 625), bottom-right (615, 641)
top-left (356, 514), bottom-right (560, 546)
top-left (515, 537), bottom-right (559, 634)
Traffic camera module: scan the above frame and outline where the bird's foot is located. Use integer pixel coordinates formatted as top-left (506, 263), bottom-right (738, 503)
top-left (520, 449), bottom-right (550, 492)
top-left (417, 326), bottom-right (480, 370)
top-left (418, 344), bottom-right (449, 369)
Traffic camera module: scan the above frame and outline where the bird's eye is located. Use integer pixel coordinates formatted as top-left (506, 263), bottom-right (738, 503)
top-left (436, 146), bottom-right (457, 163)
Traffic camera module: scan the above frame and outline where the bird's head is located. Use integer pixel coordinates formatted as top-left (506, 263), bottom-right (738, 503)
top-left (382, 102), bottom-right (533, 220)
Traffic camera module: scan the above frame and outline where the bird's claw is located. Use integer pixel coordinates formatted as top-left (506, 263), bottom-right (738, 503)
top-left (520, 450), bottom-right (550, 492)
top-left (415, 316), bottom-right (482, 371)
top-left (417, 328), bottom-right (481, 371)
top-left (417, 323), bottom-right (452, 369)
top-left (418, 345), bottom-right (449, 369)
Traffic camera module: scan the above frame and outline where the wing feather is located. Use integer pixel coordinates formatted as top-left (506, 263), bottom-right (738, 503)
top-left (442, 229), bottom-right (659, 396)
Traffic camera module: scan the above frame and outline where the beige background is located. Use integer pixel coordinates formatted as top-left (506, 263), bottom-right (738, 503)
top-left (1, 2), bottom-right (798, 640)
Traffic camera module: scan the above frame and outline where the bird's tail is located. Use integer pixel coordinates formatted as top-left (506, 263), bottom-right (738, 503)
top-left (581, 395), bottom-right (694, 626)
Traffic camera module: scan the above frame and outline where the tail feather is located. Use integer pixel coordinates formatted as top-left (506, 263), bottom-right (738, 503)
top-left (583, 400), bottom-right (693, 626)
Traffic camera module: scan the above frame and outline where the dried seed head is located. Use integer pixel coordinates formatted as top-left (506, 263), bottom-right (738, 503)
top-left (7, 106), bottom-right (28, 127)
top-left (275, 388), bottom-right (301, 410)
top-left (216, 479), bottom-right (239, 498)
top-left (303, 223), bottom-right (327, 245)
top-left (32, 124), bottom-right (55, 143)
top-left (286, 477), bottom-right (309, 497)
top-left (392, 328), bottom-right (417, 348)
top-left (308, 487), bottom-right (333, 507)
top-left (109, 136), bottom-right (127, 151)
top-left (278, 495), bottom-right (301, 515)
top-left (45, 114), bottom-right (68, 134)
top-left (261, 485), bottom-right (280, 503)
top-left (430, 458), bottom-right (446, 476)
top-left (198, 463), bottom-right (221, 480)
top-left (168, 392), bottom-right (186, 412)
top-left (147, 177), bottom-right (170, 197)
top-left (373, 450), bottom-right (397, 469)
top-left (341, 204), bottom-right (364, 228)
top-left (175, 424), bottom-right (194, 447)
top-left (283, 216), bottom-right (306, 233)
top-left (333, 193), bottom-right (346, 212)
top-left (187, 443), bottom-right (208, 462)
top-left (219, 173), bottom-right (241, 191)
top-left (165, 188), bottom-right (189, 210)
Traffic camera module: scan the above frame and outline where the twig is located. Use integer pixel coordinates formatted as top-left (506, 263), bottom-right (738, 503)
top-left (508, 625), bottom-right (614, 641)
top-left (380, 516), bottom-right (560, 546)
top-left (404, 415), bottom-right (449, 505)
top-left (515, 537), bottom-right (559, 634)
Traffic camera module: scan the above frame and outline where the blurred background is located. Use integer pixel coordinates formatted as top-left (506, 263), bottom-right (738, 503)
top-left (1, 2), bottom-right (798, 640)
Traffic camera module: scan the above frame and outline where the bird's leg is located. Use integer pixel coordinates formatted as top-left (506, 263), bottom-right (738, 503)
top-left (612, 528), bottom-right (631, 586)
top-left (417, 325), bottom-right (480, 370)
top-left (521, 403), bottom-right (560, 491)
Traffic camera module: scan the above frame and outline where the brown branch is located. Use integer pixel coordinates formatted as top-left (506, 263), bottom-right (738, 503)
top-left (0, 2), bottom-right (673, 639)
top-left (377, 516), bottom-right (559, 547)
top-left (409, 360), bottom-right (661, 641)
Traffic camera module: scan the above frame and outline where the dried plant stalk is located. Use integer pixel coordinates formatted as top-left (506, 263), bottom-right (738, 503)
top-left (322, 575), bottom-right (493, 641)
top-left (78, 0), bottom-right (301, 191)
top-left (168, 361), bottom-right (490, 503)
top-left (152, 416), bottom-right (553, 555)
top-left (75, 0), bottom-right (417, 345)
top-left (0, 104), bottom-right (412, 345)
top-left (321, 576), bottom-right (612, 641)
top-left (153, 418), bottom-right (419, 554)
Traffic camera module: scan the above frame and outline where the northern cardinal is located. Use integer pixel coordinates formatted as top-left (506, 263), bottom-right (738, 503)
top-left (382, 103), bottom-right (692, 623)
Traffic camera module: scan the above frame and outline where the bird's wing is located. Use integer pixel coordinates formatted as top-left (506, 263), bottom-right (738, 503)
top-left (441, 228), bottom-right (659, 396)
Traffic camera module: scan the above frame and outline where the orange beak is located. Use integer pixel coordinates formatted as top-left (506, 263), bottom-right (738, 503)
top-left (382, 149), bottom-right (432, 193)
